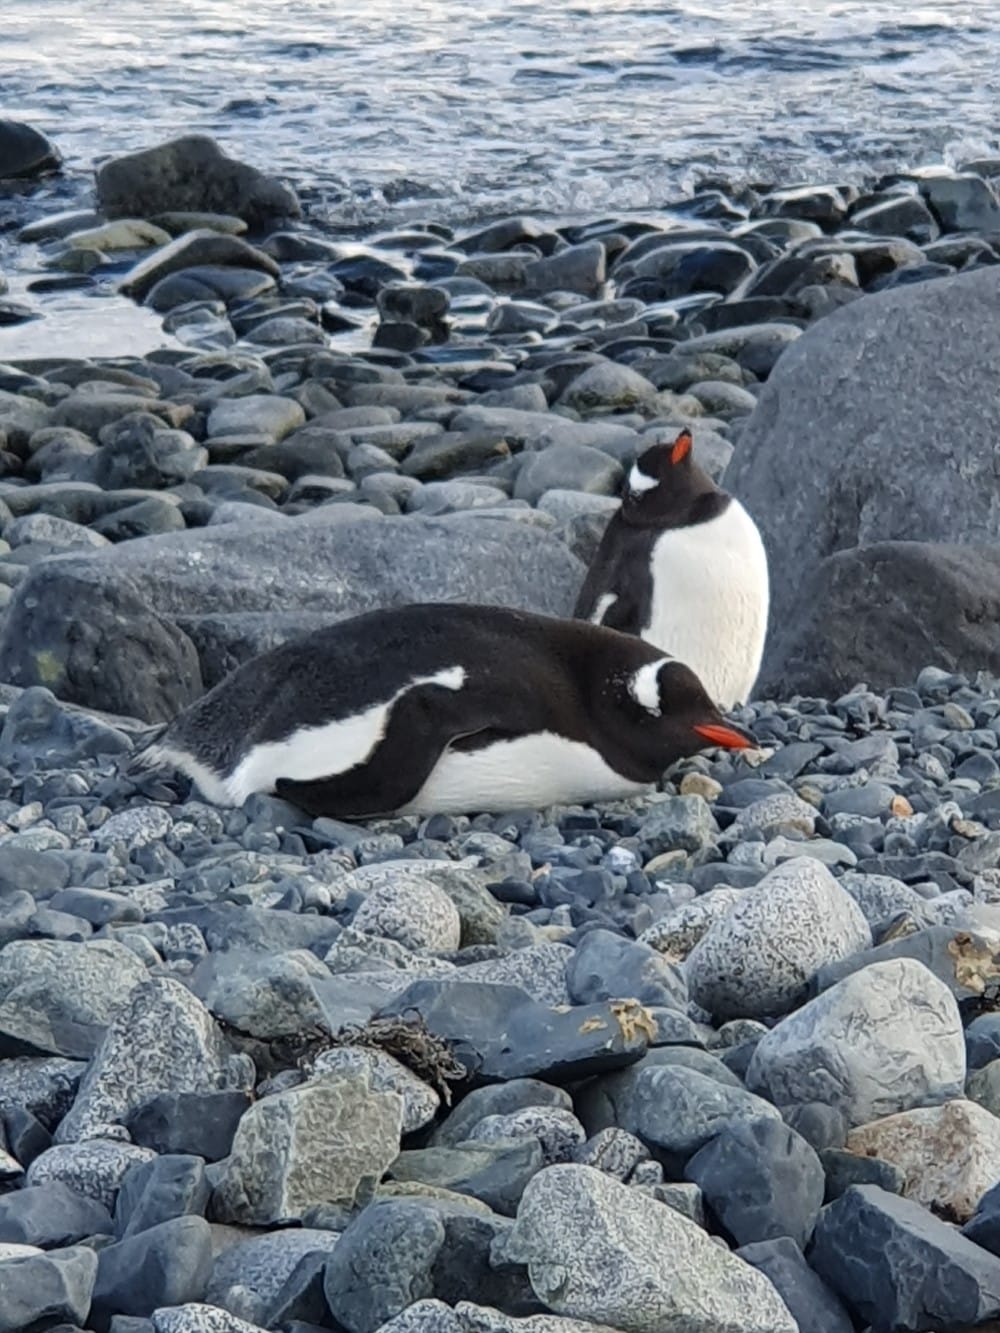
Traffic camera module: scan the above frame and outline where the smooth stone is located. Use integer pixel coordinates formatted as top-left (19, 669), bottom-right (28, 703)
top-left (387, 1139), bottom-right (544, 1216)
top-left (513, 444), bottom-right (623, 505)
top-left (127, 1091), bottom-right (250, 1163)
top-left (89, 1215), bottom-right (214, 1332)
top-left (114, 1154), bottom-right (209, 1238)
top-left (0, 1246), bottom-right (97, 1332)
top-left (0, 118), bottom-right (61, 178)
top-left (735, 1237), bottom-right (854, 1333)
top-left (0, 1180), bottom-right (113, 1246)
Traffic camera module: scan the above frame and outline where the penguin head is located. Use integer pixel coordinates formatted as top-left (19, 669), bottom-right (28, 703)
top-left (622, 428), bottom-right (719, 525)
top-left (625, 656), bottom-right (754, 760)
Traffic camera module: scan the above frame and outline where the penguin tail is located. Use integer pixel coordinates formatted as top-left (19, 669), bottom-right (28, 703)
top-left (120, 724), bottom-right (173, 782)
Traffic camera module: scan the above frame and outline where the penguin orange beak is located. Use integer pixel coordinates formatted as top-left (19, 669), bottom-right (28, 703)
top-left (670, 430), bottom-right (693, 464)
top-left (693, 722), bottom-right (753, 750)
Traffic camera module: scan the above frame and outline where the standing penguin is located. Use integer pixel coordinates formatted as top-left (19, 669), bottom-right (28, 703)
top-left (137, 602), bottom-right (751, 818)
top-left (574, 428), bottom-right (769, 709)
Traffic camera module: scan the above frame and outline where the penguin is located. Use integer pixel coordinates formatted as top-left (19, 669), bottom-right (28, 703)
top-left (138, 602), bottom-right (752, 818)
top-left (573, 427), bottom-right (769, 710)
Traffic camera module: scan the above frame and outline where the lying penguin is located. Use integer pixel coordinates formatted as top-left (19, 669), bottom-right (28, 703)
top-left (138, 602), bottom-right (752, 818)
top-left (574, 428), bottom-right (769, 710)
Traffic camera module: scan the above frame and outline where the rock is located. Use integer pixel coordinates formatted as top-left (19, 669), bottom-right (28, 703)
top-left (500, 1164), bottom-right (796, 1333)
top-left (204, 1228), bottom-right (340, 1324)
top-left (455, 1301), bottom-right (625, 1333)
top-left (683, 1117), bottom-right (824, 1248)
top-left (523, 243), bottom-right (606, 297)
top-left (564, 929), bottom-right (686, 1009)
top-left (147, 266), bottom-right (276, 311)
top-left (735, 1237), bottom-right (854, 1333)
top-left (0, 937), bottom-right (147, 1059)
top-left (120, 230), bottom-right (279, 301)
top-left (965, 1179), bottom-right (1000, 1255)
top-left (844, 1099), bottom-right (1000, 1222)
top-left (0, 515), bottom-right (584, 720)
top-left (115, 1154), bottom-right (209, 1237)
top-left (755, 540), bottom-right (1000, 697)
top-left (0, 1180), bottom-right (113, 1246)
top-left (432, 1081), bottom-right (573, 1149)
top-left (65, 219), bottom-right (173, 250)
top-left (811, 925), bottom-right (1000, 1004)
top-left (727, 268), bottom-right (1000, 689)
top-left (466, 1106), bottom-right (585, 1165)
top-left (811, 1184), bottom-right (1000, 1332)
top-left (0, 1055), bottom-right (83, 1128)
top-left (918, 171), bottom-right (1000, 231)
top-left (457, 944), bottom-right (572, 1006)
top-left (152, 1307), bottom-right (267, 1333)
top-left (312, 1047), bottom-right (440, 1134)
top-left (6, 512), bottom-right (110, 550)
top-left (387, 1139), bottom-right (544, 1216)
top-left (351, 877), bottom-right (461, 952)
top-left (0, 1246), bottom-right (97, 1332)
top-left (96, 135), bottom-right (299, 226)
top-left (89, 1215), bottom-right (214, 1331)
top-left (686, 858), bottom-right (871, 1020)
top-left (513, 445), bottom-right (623, 505)
top-left (211, 1073), bottom-right (403, 1224)
top-left (56, 976), bottom-right (247, 1143)
top-left (746, 959), bottom-right (966, 1126)
top-left (127, 1090), bottom-right (250, 1162)
top-left (28, 1139), bottom-right (157, 1210)
top-left (0, 118), bottom-right (61, 178)
top-left (851, 193), bottom-right (939, 244)
top-left (380, 981), bottom-right (650, 1084)
top-left (638, 889), bottom-right (741, 962)
top-left (558, 363), bottom-right (657, 415)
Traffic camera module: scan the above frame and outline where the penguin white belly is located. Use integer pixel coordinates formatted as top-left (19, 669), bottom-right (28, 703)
top-left (644, 503), bottom-right (769, 709)
top-left (400, 731), bottom-right (652, 815)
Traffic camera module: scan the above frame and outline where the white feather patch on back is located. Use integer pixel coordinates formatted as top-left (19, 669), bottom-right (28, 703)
top-left (644, 500), bottom-right (769, 709)
top-left (400, 730), bottom-right (652, 815)
top-left (163, 667), bottom-right (468, 807)
top-left (628, 464), bottom-right (658, 494)
top-left (590, 591), bottom-right (618, 625)
top-left (629, 659), bottom-right (666, 715)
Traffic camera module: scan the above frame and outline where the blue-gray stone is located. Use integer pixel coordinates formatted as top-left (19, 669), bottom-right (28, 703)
top-left (736, 1236), bottom-right (854, 1333)
top-left (431, 1080), bottom-right (572, 1148)
top-left (0, 1245), bottom-right (98, 1333)
top-left (967, 1013), bottom-right (1000, 1070)
top-left (127, 1090), bottom-right (250, 1162)
top-left (114, 1154), bottom-right (209, 1238)
top-left (684, 1117), bottom-right (824, 1248)
top-left (387, 1139), bottom-right (544, 1216)
top-left (810, 1184), bottom-right (1000, 1332)
top-left (0, 1179), bottom-right (112, 1246)
top-left (90, 1214), bottom-right (214, 1332)
top-left (564, 928), bottom-right (686, 1010)
top-left (964, 1178), bottom-right (1000, 1255)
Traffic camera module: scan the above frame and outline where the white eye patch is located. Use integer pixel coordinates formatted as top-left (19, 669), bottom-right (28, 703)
top-left (629, 659), bottom-right (666, 716)
top-left (628, 464), bottom-right (658, 494)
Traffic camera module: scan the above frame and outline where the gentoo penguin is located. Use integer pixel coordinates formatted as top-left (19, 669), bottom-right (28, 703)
top-left (574, 428), bottom-right (769, 710)
top-left (139, 602), bottom-right (752, 818)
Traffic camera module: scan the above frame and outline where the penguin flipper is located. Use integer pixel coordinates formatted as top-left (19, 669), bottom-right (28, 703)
top-left (594, 586), bottom-right (643, 636)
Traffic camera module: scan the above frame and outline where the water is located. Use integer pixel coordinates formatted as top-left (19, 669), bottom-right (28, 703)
top-left (3, 0), bottom-right (1000, 230)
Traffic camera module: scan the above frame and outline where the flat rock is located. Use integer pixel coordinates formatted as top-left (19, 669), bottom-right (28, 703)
top-left (120, 230), bottom-right (279, 301)
top-left (500, 1163), bottom-right (796, 1333)
top-left (686, 857), bottom-right (871, 1020)
top-left (0, 515), bottom-right (584, 720)
top-left (0, 1179), bottom-right (113, 1246)
top-left (747, 958), bottom-right (966, 1126)
top-left (0, 1246), bottom-right (97, 1332)
top-left (96, 134), bottom-right (299, 226)
top-left (810, 1183), bottom-right (1000, 1331)
top-left (845, 1098), bottom-right (1000, 1222)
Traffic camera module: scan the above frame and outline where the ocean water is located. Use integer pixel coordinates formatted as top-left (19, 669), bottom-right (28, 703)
top-left (2, 0), bottom-right (999, 228)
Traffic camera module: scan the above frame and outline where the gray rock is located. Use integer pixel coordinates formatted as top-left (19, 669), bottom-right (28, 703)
top-left (388, 1139), bottom-right (544, 1216)
top-left (57, 976), bottom-right (247, 1144)
top-left (812, 1184), bottom-right (1000, 1331)
top-left (127, 1090), bottom-right (250, 1162)
top-left (523, 243), bottom-right (606, 297)
top-left (837, 871), bottom-right (934, 930)
top-left (684, 1117), bottom-right (824, 1248)
top-left (0, 515), bottom-right (584, 720)
top-left (455, 1301), bottom-right (623, 1333)
top-left (6, 511), bottom-right (109, 550)
top-left (206, 394), bottom-right (305, 442)
top-left (686, 858), bottom-right (871, 1021)
top-left (28, 1139), bottom-right (157, 1210)
top-left (747, 958), bottom-right (965, 1126)
top-left (90, 1215), bottom-right (214, 1331)
top-left (119, 231), bottom-right (279, 302)
top-left (558, 363), bottom-right (657, 415)
top-left (352, 877), bottom-right (461, 953)
top-left (728, 793), bottom-right (818, 839)
top-left (152, 1308), bottom-right (268, 1333)
top-left (0, 118), bottom-right (61, 179)
top-left (466, 1106), bottom-right (586, 1165)
top-left (735, 1237), bottom-right (854, 1333)
top-left (811, 925), bottom-right (1000, 1003)
top-left (918, 171), bottom-right (1000, 231)
top-left (456, 944), bottom-right (573, 1006)
top-left (570, 1127), bottom-right (650, 1181)
top-left (0, 1180), bottom-right (113, 1246)
top-left (205, 1229), bottom-right (341, 1325)
top-left (96, 135), bottom-right (299, 226)
top-left (639, 889), bottom-right (742, 962)
top-left (0, 1245), bottom-right (97, 1332)
top-left (115, 1154), bottom-right (209, 1238)
top-left (312, 1047), bottom-right (440, 1133)
top-left (727, 268), bottom-right (1000, 688)
top-left (565, 929), bottom-right (686, 1009)
top-left (0, 938), bottom-right (147, 1059)
top-left (513, 444), bottom-right (623, 505)
top-left (0, 1055), bottom-right (83, 1128)
top-left (500, 1164), bottom-right (796, 1333)
top-left (211, 1072), bottom-right (403, 1224)
top-left (432, 1081), bottom-right (573, 1149)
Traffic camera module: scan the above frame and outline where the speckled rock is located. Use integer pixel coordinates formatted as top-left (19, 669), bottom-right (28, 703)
top-left (465, 1106), bottom-right (586, 1165)
top-left (845, 1099), bottom-right (1000, 1222)
top-left (57, 976), bottom-right (249, 1143)
top-left (27, 1139), bottom-right (157, 1210)
top-left (747, 959), bottom-right (966, 1126)
top-left (312, 1046), bottom-right (440, 1133)
top-left (212, 1072), bottom-right (403, 1224)
top-left (638, 890), bottom-right (742, 962)
top-left (352, 877), bottom-right (461, 952)
top-left (204, 1228), bottom-right (341, 1325)
top-left (153, 1306), bottom-right (269, 1333)
top-left (686, 858), bottom-right (871, 1020)
top-left (500, 1164), bottom-right (796, 1333)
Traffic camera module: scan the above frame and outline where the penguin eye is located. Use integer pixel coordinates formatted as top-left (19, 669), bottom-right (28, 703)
top-left (670, 430), bottom-right (693, 465)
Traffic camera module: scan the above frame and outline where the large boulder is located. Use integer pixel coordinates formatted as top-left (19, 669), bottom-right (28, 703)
top-left (759, 541), bottom-right (1000, 697)
top-left (0, 514), bottom-right (585, 721)
top-left (726, 267), bottom-right (1000, 692)
top-left (95, 135), bottom-right (299, 226)
top-left (0, 119), bottom-right (61, 179)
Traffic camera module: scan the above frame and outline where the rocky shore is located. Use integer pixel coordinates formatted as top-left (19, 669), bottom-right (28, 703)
top-left (4, 122), bottom-right (1000, 1333)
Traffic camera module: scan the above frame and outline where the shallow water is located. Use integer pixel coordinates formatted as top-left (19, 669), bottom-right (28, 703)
top-left (3, 0), bottom-right (1000, 228)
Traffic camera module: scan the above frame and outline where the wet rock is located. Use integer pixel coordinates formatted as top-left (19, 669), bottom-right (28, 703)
top-left (918, 170), bottom-right (1000, 231)
top-left (96, 135), bottom-right (299, 226)
top-left (211, 1072), bottom-right (403, 1224)
top-left (686, 858), bottom-right (871, 1020)
top-left (851, 192), bottom-right (939, 244)
top-left (747, 959), bottom-right (965, 1126)
top-left (120, 230), bottom-right (279, 301)
top-left (0, 118), bottom-right (61, 179)
top-left (845, 1099), bottom-right (1000, 1222)
top-left (811, 1184), bottom-right (1000, 1332)
top-left (500, 1164), bottom-right (796, 1333)
top-left (684, 1117), bottom-right (824, 1248)
top-left (523, 243), bottom-right (606, 297)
